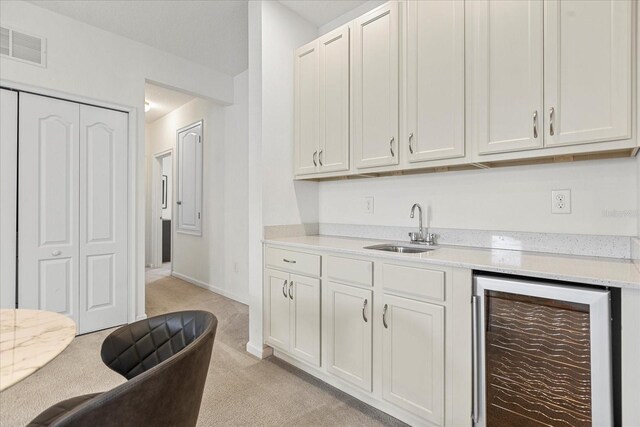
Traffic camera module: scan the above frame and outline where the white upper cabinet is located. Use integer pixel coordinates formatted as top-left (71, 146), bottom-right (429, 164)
top-left (543, 0), bottom-right (632, 147)
top-left (472, 0), bottom-right (544, 155)
top-left (406, 0), bottom-right (465, 162)
top-left (176, 121), bottom-right (203, 236)
top-left (294, 40), bottom-right (320, 176)
top-left (353, 1), bottom-right (399, 169)
top-left (319, 25), bottom-right (350, 173)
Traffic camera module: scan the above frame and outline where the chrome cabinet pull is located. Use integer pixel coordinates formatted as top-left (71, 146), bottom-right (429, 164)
top-left (362, 299), bottom-right (368, 322)
top-left (318, 150), bottom-right (323, 166)
top-left (282, 258), bottom-right (296, 264)
top-left (471, 296), bottom-right (479, 423)
top-left (549, 107), bottom-right (555, 136)
top-left (408, 132), bottom-right (414, 154)
top-left (533, 111), bottom-right (538, 139)
top-left (289, 282), bottom-right (293, 300)
top-left (382, 304), bottom-right (388, 328)
top-left (389, 137), bottom-right (395, 157)
top-left (312, 151), bottom-right (318, 166)
top-left (282, 280), bottom-right (288, 298)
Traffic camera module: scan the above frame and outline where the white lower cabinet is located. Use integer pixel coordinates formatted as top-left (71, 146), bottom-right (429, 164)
top-left (382, 294), bottom-right (445, 425)
top-left (324, 281), bottom-right (373, 391)
top-left (265, 267), bottom-right (321, 367)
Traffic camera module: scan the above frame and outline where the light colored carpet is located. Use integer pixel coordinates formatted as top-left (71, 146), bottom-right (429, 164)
top-left (0, 270), bottom-right (405, 426)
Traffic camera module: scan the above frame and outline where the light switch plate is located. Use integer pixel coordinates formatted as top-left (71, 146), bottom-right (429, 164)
top-left (551, 190), bottom-right (571, 214)
top-left (364, 196), bottom-right (374, 214)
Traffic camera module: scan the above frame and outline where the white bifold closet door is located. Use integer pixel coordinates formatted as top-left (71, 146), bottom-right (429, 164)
top-left (18, 93), bottom-right (128, 334)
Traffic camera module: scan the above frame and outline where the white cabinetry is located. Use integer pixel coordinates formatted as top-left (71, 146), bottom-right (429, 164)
top-left (472, 0), bottom-right (544, 154)
top-left (406, 0), bottom-right (465, 162)
top-left (353, 1), bottom-right (399, 169)
top-left (295, 25), bottom-right (350, 176)
top-left (544, 0), bottom-right (632, 147)
top-left (264, 248), bottom-right (321, 366)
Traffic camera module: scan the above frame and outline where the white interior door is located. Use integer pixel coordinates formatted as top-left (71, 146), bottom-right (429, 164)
top-left (406, 0), bottom-right (465, 162)
top-left (18, 93), bottom-right (80, 322)
top-left (353, 2), bottom-right (399, 169)
top-left (176, 121), bottom-right (202, 236)
top-left (0, 89), bottom-right (18, 309)
top-left (543, 0), bottom-right (632, 147)
top-left (78, 104), bottom-right (128, 334)
top-left (473, 0), bottom-right (544, 154)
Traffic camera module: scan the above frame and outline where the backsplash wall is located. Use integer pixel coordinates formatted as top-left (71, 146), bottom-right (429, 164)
top-left (318, 157), bottom-right (638, 237)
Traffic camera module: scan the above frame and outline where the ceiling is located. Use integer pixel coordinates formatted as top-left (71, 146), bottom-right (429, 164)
top-left (145, 83), bottom-right (196, 123)
top-left (28, 0), bottom-right (249, 77)
top-left (279, 1), bottom-right (369, 28)
top-left (28, 1), bottom-right (370, 77)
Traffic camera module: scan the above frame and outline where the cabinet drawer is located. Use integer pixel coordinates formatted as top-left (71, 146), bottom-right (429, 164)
top-left (265, 246), bottom-right (321, 277)
top-left (325, 256), bottom-right (372, 287)
top-left (382, 263), bottom-right (445, 302)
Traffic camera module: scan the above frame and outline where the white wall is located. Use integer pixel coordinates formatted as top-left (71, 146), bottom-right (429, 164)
top-left (319, 158), bottom-right (638, 236)
top-left (223, 70), bottom-right (250, 304)
top-left (145, 98), bottom-right (229, 297)
top-left (318, 0), bottom-right (386, 36)
top-left (0, 0), bottom-right (234, 321)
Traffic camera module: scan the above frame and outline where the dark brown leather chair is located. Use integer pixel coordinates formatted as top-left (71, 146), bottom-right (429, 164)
top-left (28, 310), bottom-right (217, 427)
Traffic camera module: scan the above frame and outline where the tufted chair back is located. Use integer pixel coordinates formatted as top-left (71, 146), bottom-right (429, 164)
top-left (28, 311), bottom-right (217, 427)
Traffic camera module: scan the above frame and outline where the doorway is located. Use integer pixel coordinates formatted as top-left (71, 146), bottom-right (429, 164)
top-left (152, 149), bottom-right (173, 273)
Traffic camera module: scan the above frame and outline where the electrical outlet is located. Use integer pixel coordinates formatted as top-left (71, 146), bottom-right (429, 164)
top-left (551, 190), bottom-right (571, 214)
top-left (364, 197), bottom-right (374, 214)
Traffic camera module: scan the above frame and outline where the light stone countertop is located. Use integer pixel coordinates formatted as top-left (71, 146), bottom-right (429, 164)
top-left (264, 235), bottom-right (640, 289)
top-left (0, 309), bottom-right (76, 391)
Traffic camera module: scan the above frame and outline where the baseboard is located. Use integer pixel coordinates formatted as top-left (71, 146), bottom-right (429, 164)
top-left (171, 271), bottom-right (250, 305)
top-left (246, 342), bottom-right (273, 359)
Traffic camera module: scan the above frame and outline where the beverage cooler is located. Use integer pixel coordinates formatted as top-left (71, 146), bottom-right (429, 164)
top-left (472, 275), bottom-right (613, 427)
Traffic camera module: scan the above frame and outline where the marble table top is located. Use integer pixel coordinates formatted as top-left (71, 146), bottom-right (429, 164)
top-left (0, 309), bottom-right (76, 391)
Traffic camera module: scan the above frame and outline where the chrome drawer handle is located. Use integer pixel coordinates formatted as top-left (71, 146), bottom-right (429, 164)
top-left (408, 132), bottom-right (414, 154)
top-left (289, 282), bottom-right (293, 300)
top-left (533, 111), bottom-right (538, 139)
top-left (549, 107), bottom-right (555, 136)
top-left (312, 151), bottom-right (318, 166)
top-left (318, 150), bottom-right (323, 166)
top-left (282, 258), bottom-right (296, 264)
top-left (382, 304), bottom-right (388, 328)
top-left (362, 299), bottom-right (368, 322)
top-left (389, 137), bottom-right (395, 157)
top-left (282, 280), bottom-right (288, 298)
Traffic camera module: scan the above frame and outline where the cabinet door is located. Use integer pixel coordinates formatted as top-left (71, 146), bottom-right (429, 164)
top-left (319, 25), bottom-right (350, 173)
top-left (0, 89), bottom-right (17, 309)
top-left (406, 0), bottom-right (465, 162)
top-left (382, 294), bottom-right (444, 425)
top-left (290, 274), bottom-right (321, 366)
top-left (353, 1), bottom-right (399, 169)
top-left (18, 93), bottom-right (80, 323)
top-left (265, 269), bottom-right (290, 351)
top-left (544, 0), bottom-right (632, 147)
top-left (78, 105), bottom-right (128, 334)
top-left (294, 40), bottom-right (319, 176)
top-left (325, 282), bottom-right (373, 391)
top-left (473, 0), bottom-right (544, 154)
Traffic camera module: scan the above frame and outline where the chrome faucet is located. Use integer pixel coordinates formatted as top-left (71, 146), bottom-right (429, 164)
top-left (409, 203), bottom-right (436, 245)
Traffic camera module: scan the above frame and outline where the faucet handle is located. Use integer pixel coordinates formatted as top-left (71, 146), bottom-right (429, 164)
top-left (408, 232), bottom-right (420, 242)
top-left (425, 233), bottom-right (437, 245)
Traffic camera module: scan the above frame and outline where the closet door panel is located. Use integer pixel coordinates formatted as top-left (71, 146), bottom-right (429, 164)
top-left (18, 93), bottom-right (80, 322)
top-left (0, 89), bottom-right (18, 308)
top-left (79, 105), bottom-right (128, 333)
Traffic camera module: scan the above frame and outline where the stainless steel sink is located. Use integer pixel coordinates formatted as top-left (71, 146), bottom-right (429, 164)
top-left (363, 244), bottom-right (437, 254)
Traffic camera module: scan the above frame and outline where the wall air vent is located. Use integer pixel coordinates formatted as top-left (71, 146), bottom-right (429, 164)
top-left (0, 26), bottom-right (46, 67)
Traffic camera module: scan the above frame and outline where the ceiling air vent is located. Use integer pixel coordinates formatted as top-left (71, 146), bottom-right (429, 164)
top-left (0, 26), bottom-right (46, 67)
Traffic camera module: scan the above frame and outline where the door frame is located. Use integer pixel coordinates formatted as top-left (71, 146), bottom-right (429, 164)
top-left (0, 78), bottom-right (142, 323)
top-left (151, 148), bottom-right (174, 271)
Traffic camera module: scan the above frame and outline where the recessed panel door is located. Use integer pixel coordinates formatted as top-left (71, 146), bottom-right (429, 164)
top-left (18, 93), bottom-right (80, 322)
top-left (176, 121), bottom-right (202, 235)
top-left (78, 105), bottom-right (128, 334)
top-left (294, 41), bottom-right (319, 175)
top-left (290, 273), bottom-right (320, 366)
top-left (265, 268), bottom-right (290, 351)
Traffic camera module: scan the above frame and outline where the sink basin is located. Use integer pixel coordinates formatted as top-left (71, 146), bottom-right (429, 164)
top-left (363, 244), bottom-right (437, 254)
